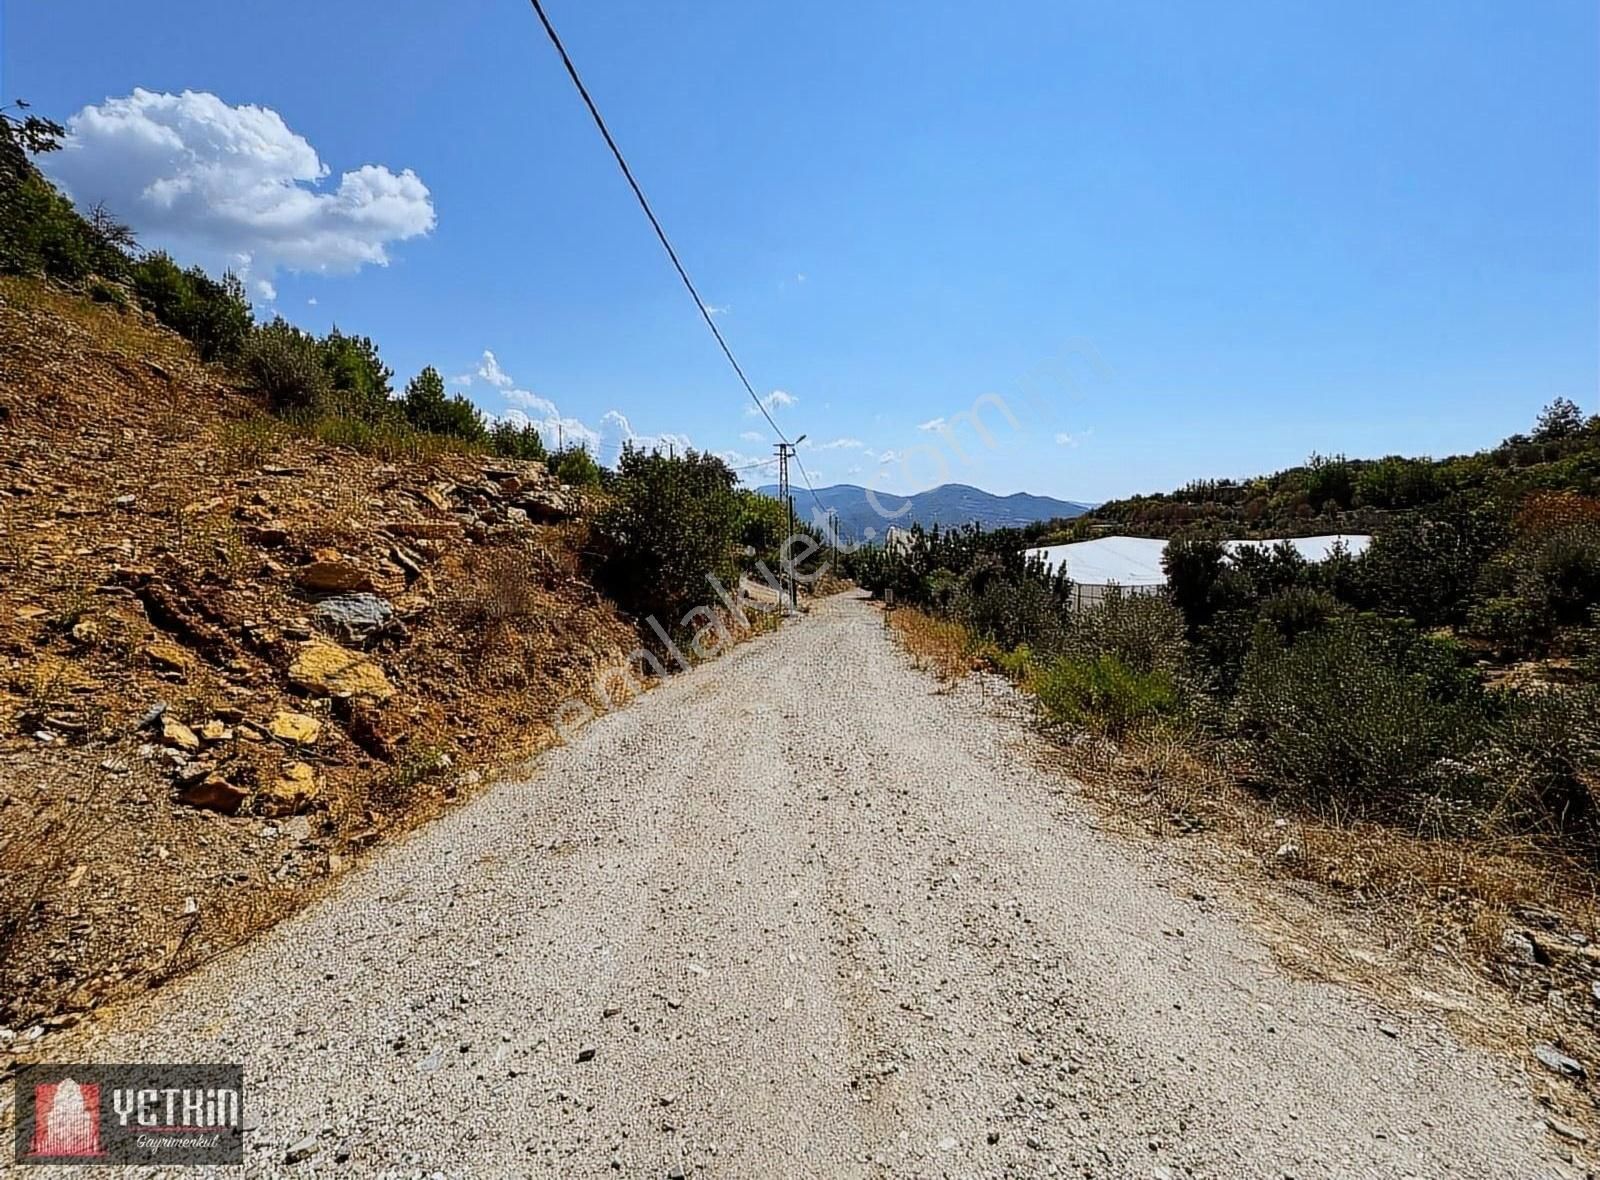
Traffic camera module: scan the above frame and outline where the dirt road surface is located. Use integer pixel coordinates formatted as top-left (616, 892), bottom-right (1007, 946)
top-left (37, 593), bottom-right (1574, 1177)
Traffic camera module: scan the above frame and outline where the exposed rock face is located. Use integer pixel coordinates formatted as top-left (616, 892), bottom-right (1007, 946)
top-left (160, 716), bottom-right (200, 752)
top-left (296, 560), bottom-right (374, 594)
top-left (313, 593), bottom-right (400, 648)
top-left (288, 640), bottom-right (395, 702)
top-left (143, 641), bottom-right (191, 674)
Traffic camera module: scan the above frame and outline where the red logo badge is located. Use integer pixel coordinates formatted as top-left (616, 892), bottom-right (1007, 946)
top-left (28, 1078), bottom-right (105, 1159)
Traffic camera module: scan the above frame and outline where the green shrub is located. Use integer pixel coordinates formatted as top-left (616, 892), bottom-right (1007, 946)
top-left (1033, 653), bottom-right (1179, 736)
top-left (0, 165), bottom-right (99, 280)
top-left (1467, 594), bottom-right (1547, 660)
top-left (242, 318), bottom-right (331, 411)
top-left (1234, 618), bottom-right (1486, 818)
top-left (991, 643), bottom-right (1034, 681)
top-left (548, 446), bottom-right (602, 488)
top-left (1357, 500), bottom-right (1509, 627)
top-left (129, 253), bottom-right (252, 361)
top-left (1254, 585), bottom-right (1343, 645)
top-left (401, 366), bottom-right (485, 442)
top-left (1474, 685), bottom-right (1600, 837)
top-left (953, 553), bottom-right (1070, 653)
top-left (595, 446), bottom-right (740, 630)
top-left (1065, 590), bottom-right (1190, 678)
top-left (319, 328), bottom-right (395, 423)
top-left (488, 419), bottom-right (547, 461)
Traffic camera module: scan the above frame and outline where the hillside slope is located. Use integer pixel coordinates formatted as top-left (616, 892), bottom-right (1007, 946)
top-left (0, 278), bottom-right (642, 1030)
top-left (757, 481), bottom-right (1090, 539)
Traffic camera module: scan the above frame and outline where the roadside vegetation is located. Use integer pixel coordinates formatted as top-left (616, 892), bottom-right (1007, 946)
top-left (852, 404), bottom-right (1600, 845)
top-left (851, 406), bottom-right (1600, 991)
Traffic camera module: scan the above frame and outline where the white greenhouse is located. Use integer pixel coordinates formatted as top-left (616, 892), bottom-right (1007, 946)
top-left (1023, 534), bottom-right (1372, 610)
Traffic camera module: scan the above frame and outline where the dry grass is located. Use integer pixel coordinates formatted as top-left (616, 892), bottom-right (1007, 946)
top-left (889, 606), bottom-right (974, 688)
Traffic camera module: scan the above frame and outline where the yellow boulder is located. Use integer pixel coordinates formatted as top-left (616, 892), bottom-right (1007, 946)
top-left (160, 716), bottom-right (200, 752)
top-left (288, 640), bottom-right (394, 702)
top-left (259, 761), bottom-right (319, 817)
top-left (267, 711), bottom-right (322, 745)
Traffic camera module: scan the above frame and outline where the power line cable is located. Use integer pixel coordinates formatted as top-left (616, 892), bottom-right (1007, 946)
top-left (526, 0), bottom-right (790, 443)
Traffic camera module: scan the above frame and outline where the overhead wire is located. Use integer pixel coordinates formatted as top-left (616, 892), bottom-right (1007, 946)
top-left (525, 0), bottom-right (829, 519)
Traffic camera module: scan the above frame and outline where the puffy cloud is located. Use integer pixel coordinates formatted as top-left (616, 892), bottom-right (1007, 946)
top-left (43, 89), bottom-right (434, 281)
top-left (597, 410), bottom-right (694, 459)
top-left (494, 399), bottom-right (599, 454)
top-left (746, 389), bottom-right (796, 417)
top-left (476, 350), bottom-right (514, 389)
top-left (461, 350), bottom-right (688, 462)
top-left (253, 278), bottom-right (276, 302)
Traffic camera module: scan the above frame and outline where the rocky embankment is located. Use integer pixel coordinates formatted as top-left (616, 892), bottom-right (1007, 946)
top-left (0, 277), bottom-right (639, 1041)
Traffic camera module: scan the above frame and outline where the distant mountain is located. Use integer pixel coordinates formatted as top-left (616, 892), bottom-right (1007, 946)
top-left (755, 482), bottom-right (1092, 541)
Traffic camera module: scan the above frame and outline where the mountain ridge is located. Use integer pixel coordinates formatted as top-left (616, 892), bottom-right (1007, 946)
top-left (756, 481), bottom-right (1092, 540)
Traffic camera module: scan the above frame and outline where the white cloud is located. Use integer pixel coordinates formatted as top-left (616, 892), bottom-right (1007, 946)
top-left (43, 88), bottom-right (434, 281)
top-left (701, 302), bottom-right (729, 317)
top-left (598, 410), bottom-right (695, 458)
top-left (715, 449), bottom-right (779, 480)
top-left (878, 450), bottom-right (901, 465)
top-left (818, 437), bottom-right (863, 450)
top-left (306, 296), bottom-right (318, 306)
top-left (739, 430), bottom-right (765, 443)
top-left (917, 417), bottom-right (946, 432)
top-left (476, 350), bottom-right (513, 388)
top-left (505, 388), bottom-right (559, 417)
top-left (745, 389), bottom-right (797, 417)
top-left (1054, 430), bottom-right (1092, 447)
top-left (477, 362), bottom-right (598, 454)
top-left (253, 279), bottom-right (276, 302)
top-left (461, 347), bottom-right (697, 462)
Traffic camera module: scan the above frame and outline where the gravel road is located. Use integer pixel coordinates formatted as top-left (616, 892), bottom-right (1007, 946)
top-left (42, 593), bottom-right (1574, 1178)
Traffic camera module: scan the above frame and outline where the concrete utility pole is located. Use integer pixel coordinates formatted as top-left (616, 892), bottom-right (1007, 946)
top-left (774, 438), bottom-right (805, 611)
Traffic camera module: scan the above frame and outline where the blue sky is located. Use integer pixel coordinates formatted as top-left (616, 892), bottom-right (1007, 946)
top-left (5, 0), bottom-right (1596, 501)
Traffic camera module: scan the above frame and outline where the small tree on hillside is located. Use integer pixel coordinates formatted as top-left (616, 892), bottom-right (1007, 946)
top-left (402, 366), bottom-right (485, 442)
top-left (596, 445), bottom-right (740, 628)
top-left (488, 419), bottom-right (546, 460)
top-left (321, 328), bottom-right (394, 422)
top-left (548, 445), bottom-right (602, 487)
top-left (1535, 398), bottom-right (1586, 442)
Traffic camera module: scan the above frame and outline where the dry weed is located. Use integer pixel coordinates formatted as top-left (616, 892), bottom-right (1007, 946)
top-left (890, 607), bottom-right (974, 687)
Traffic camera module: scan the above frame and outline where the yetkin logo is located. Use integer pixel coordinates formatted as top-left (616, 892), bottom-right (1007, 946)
top-left (13, 1064), bottom-right (245, 1166)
